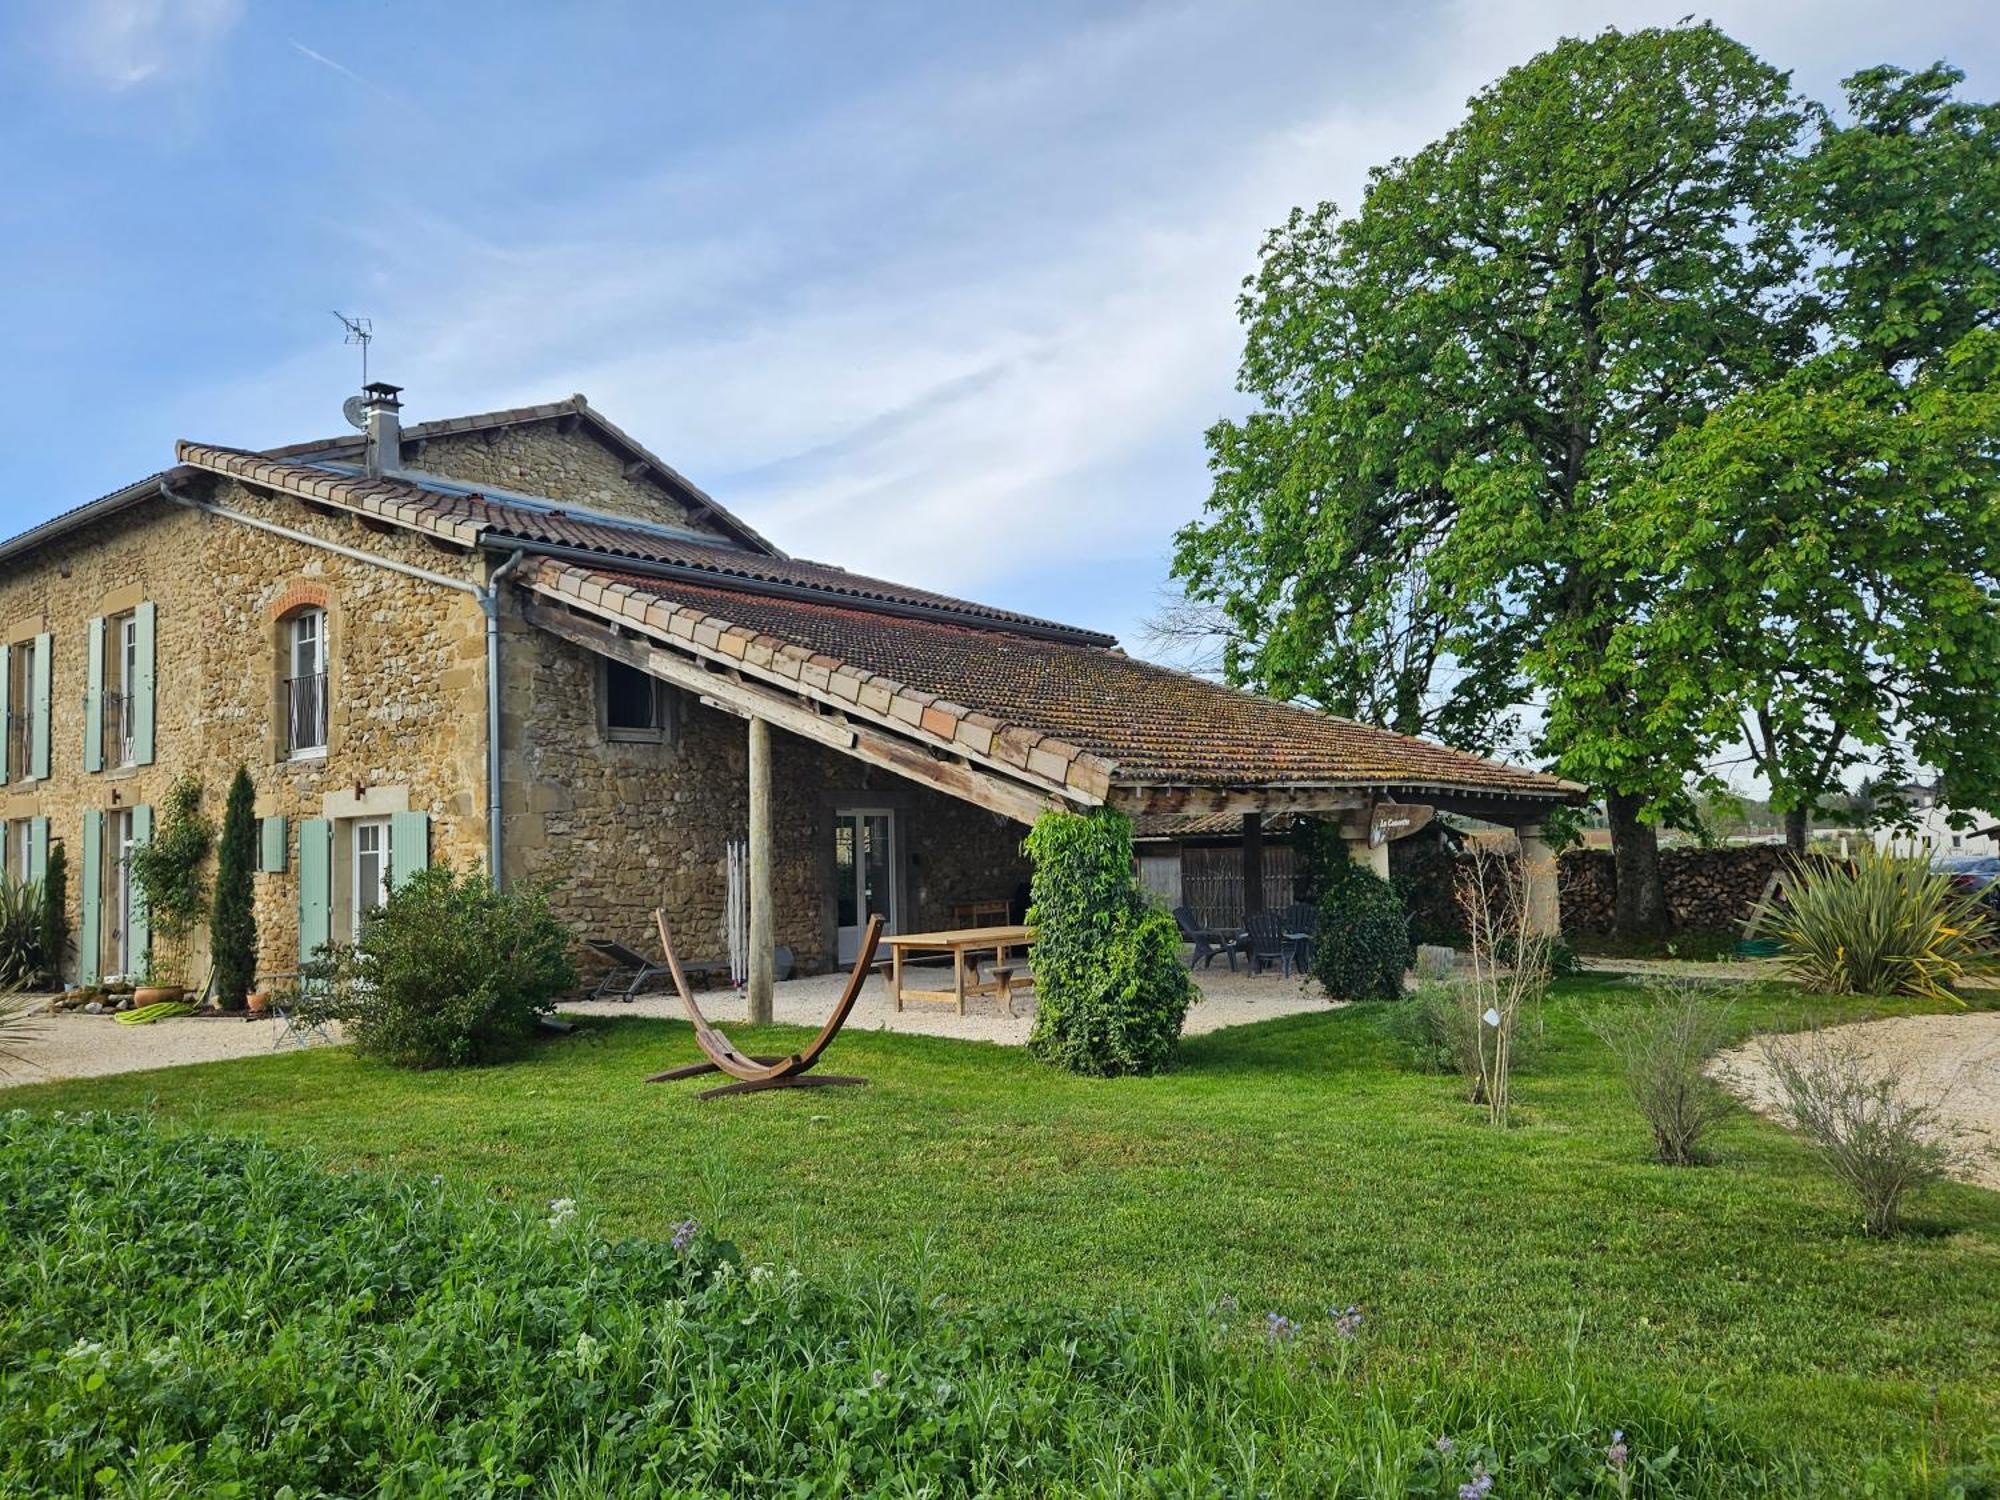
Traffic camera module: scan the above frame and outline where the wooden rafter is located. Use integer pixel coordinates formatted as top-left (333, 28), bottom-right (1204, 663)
top-left (521, 599), bottom-right (1070, 825)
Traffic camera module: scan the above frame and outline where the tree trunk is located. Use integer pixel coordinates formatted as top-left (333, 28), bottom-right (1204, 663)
top-left (1784, 805), bottom-right (1808, 852)
top-left (1606, 791), bottom-right (1670, 937)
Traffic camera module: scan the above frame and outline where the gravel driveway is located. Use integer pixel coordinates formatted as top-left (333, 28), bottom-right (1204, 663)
top-left (1, 1007), bottom-right (340, 1087)
top-left (1716, 1011), bottom-right (2000, 1190)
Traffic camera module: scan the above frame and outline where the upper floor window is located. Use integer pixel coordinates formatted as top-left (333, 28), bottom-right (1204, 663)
top-left (2, 648), bottom-right (29, 780)
top-left (601, 657), bottom-right (670, 743)
top-left (285, 608), bottom-right (328, 758)
top-left (101, 610), bottom-right (138, 768)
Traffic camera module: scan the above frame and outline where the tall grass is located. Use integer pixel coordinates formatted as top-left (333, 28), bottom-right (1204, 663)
top-left (5, 1110), bottom-right (1981, 1496)
top-left (1779, 849), bottom-right (1992, 1001)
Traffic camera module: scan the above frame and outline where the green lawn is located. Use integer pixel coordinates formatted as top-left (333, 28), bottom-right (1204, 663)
top-left (8, 978), bottom-right (2000, 1470)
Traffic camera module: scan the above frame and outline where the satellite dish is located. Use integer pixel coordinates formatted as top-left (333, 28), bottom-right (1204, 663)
top-left (341, 395), bottom-right (369, 431)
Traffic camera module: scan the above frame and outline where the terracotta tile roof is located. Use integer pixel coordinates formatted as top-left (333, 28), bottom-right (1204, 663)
top-left (262, 393), bottom-right (780, 555)
top-left (1131, 812), bottom-right (1307, 839)
top-left (175, 443), bottom-right (1112, 644)
top-left (169, 439), bottom-right (1577, 806)
top-left (561, 567), bottom-right (1581, 802)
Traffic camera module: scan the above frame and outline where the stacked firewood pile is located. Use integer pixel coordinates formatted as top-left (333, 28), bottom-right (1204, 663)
top-left (1558, 846), bottom-right (1802, 934)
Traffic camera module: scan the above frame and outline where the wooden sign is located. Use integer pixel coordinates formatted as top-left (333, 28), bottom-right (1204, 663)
top-left (1369, 802), bottom-right (1435, 847)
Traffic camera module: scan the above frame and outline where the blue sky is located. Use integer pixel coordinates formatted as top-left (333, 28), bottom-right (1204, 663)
top-left (3, 0), bottom-right (1995, 659)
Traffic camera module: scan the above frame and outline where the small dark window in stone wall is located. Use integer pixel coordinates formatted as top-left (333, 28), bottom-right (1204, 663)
top-left (603, 658), bottom-right (668, 742)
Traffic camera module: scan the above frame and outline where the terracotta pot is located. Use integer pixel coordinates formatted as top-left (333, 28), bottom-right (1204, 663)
top-left (247, 991), bottom-right (269, 1015)
top-left (133, 985), bottom-right (186, 1007)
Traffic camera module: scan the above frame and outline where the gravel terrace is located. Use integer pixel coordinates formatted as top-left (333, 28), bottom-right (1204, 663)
top-left (3, 964), bottom-right (1331, 1084)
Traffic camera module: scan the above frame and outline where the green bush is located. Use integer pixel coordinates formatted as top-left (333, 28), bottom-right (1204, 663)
top-left (1312, 850), bottom-right (1412, 1000)
top-left (308, 864), bottom-right (576, 1068)
top-left (1378, 979), bottom-right (1541, 1101)
top-left (208, 767), bottom-right (258, 1011)
top-left (1779, 849), bottom-right (1992, 1001)
top-left (1024, 808), bottom-right (1195, 1076)
top-left (0, 1110), bottom-right (1925, 1497)
top-left (1588, 979), bottom-right (1735, 1165)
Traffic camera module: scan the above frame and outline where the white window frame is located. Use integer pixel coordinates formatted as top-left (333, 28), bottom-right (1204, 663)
top-left (288, 609), bottom-right (329, 760)
top-left (109, 808), bottom-right (135, 978)
top-left (115, 612), bottom-right (139, 767)
top-left (600, 656), bottom-right (671, 744)
top-left (351, 817), bottom-right (389, 941)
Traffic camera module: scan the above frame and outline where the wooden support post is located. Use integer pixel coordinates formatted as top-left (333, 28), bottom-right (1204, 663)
top-left (747, 715), bottom-right (775, 1023)
top-left (1242, 811), bottom-right (1265, 918)
top-left (1515, 822), bottom-right (1561, 938)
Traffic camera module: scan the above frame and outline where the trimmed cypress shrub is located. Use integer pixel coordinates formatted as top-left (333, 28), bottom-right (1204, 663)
top-left (36, 842), bottom-right (68, 987)
top-left (209, 766), bottom-right (259, 1011)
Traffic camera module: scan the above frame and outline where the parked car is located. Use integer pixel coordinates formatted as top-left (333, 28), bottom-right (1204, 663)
top-left (1935, 855), bottom-right (2000, 914)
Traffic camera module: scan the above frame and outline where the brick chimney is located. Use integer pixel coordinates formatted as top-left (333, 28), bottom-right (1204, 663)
top-left (362, 382), bottom-right (403, 476)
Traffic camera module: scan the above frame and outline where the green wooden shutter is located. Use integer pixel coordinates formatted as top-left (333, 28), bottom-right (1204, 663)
top-left (83, 616), bottom-right (105, 773)
top-left (132, 602), bottom-right (157, 766)
top-left (27, 818), bottom-right (48, 885)
top-left (127, 804), bottom-right (153, 965)
top-left (30, 633), bottom-right (51, 780)
top-left (298, 818), bottom-right (332, 963)
top-left (0, 643), bottom-right (10, 785)
top-left (388, 811), bottom-right (430, 892)
top-left (259, 815), bottom-right (288, 873)
top-left (78, 811), bottom-right (102, 984)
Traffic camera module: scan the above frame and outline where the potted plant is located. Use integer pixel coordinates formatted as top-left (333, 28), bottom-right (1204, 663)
top-left (128, 773), bottom-right (214, 1003)
top-left (132, 949), bottom-right (184, 1008)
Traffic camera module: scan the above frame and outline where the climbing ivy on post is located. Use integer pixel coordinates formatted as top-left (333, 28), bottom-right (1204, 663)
top-left (1022, 808), bottom-right (1195, 1077)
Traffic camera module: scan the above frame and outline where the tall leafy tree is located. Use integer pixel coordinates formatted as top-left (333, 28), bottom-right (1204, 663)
top-left (1607, 65), bottom-right (2000, 848)
top-left (210, 766), bottom-right (259, 1012)
top-left (1174, 24), bottom-right (1808, 933)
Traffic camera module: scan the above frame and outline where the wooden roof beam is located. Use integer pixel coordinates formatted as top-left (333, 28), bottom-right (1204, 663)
top-left (522, 599), bottom-right (1068, 825)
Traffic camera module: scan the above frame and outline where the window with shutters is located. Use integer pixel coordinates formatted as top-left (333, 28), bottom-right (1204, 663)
top-left (4, 646), bottom-right (32, 782)
top-left (102, 611), bottom-right (139, 769)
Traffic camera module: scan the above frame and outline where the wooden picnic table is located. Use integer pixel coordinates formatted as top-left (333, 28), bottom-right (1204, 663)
top-left (884, 924), bottom-right (1036, 1015)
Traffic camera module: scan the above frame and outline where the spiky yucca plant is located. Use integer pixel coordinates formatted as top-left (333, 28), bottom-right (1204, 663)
top-left (0, 876), bottom-right (43, 989)
top-left (1779, 849), bottom-right (1992, 1002)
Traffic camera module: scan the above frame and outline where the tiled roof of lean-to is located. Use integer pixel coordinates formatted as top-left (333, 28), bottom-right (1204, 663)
top-left (558, 570), bottom-right (1583, 801)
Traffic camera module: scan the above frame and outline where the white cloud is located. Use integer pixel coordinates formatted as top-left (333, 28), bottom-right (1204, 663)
top-left (48, 0), bottom-right (242, 90)
top-left (149, 0), bottom-right (1999, 646)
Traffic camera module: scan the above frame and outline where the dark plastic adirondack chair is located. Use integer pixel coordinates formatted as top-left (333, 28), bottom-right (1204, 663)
top-left (1282, 902), bottom-right (1319, 972)
top-left (1173, 906), bottom-right (1239, 971)
top-left (1244, 911), bottom-right (1298, 978)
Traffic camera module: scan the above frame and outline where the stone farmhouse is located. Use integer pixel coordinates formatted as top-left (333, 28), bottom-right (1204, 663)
top-left (0, 385), bottom-right (1581, 998)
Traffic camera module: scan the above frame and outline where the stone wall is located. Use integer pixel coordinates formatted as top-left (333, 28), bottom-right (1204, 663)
top-left (0, 477), bottom-right (491, 984)
top-left (409, 423), bottom-right (715, 537)
top-left (1558, 846), bottom-right (1791, 934)
top-left (500, 612), bottom-right (1029, 974)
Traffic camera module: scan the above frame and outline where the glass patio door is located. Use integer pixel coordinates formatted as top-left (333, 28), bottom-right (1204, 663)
top-left (833, 809), bottom-right (898, 963)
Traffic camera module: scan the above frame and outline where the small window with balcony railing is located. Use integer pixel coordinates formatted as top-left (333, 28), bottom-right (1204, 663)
top-left (3, 647), bottom-right (31, 779)
top-left (100, 610), bottom-right (139, 769)
top-left (284, 608), bottom-right (329, 759)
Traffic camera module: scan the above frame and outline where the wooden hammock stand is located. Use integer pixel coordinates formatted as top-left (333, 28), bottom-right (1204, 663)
top-left (645, 909), bottom-right (882, 1100)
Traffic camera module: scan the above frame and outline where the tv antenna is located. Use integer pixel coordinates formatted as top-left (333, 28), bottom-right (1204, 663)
top-left (331, 311), bottom-right (373, 387)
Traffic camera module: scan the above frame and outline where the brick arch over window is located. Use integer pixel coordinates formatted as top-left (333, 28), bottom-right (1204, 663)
top-left (268, 580), bottom-right (332, 622)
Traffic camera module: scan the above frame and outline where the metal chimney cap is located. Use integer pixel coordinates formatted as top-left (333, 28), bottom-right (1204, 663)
top-left (362, 381), bottom-right (403, 403)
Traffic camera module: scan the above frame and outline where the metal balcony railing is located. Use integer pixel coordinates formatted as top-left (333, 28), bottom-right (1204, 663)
top-left (284, 672), bottom-right (328, 756)
top-left (101, 690), bottom-right (134, 768)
